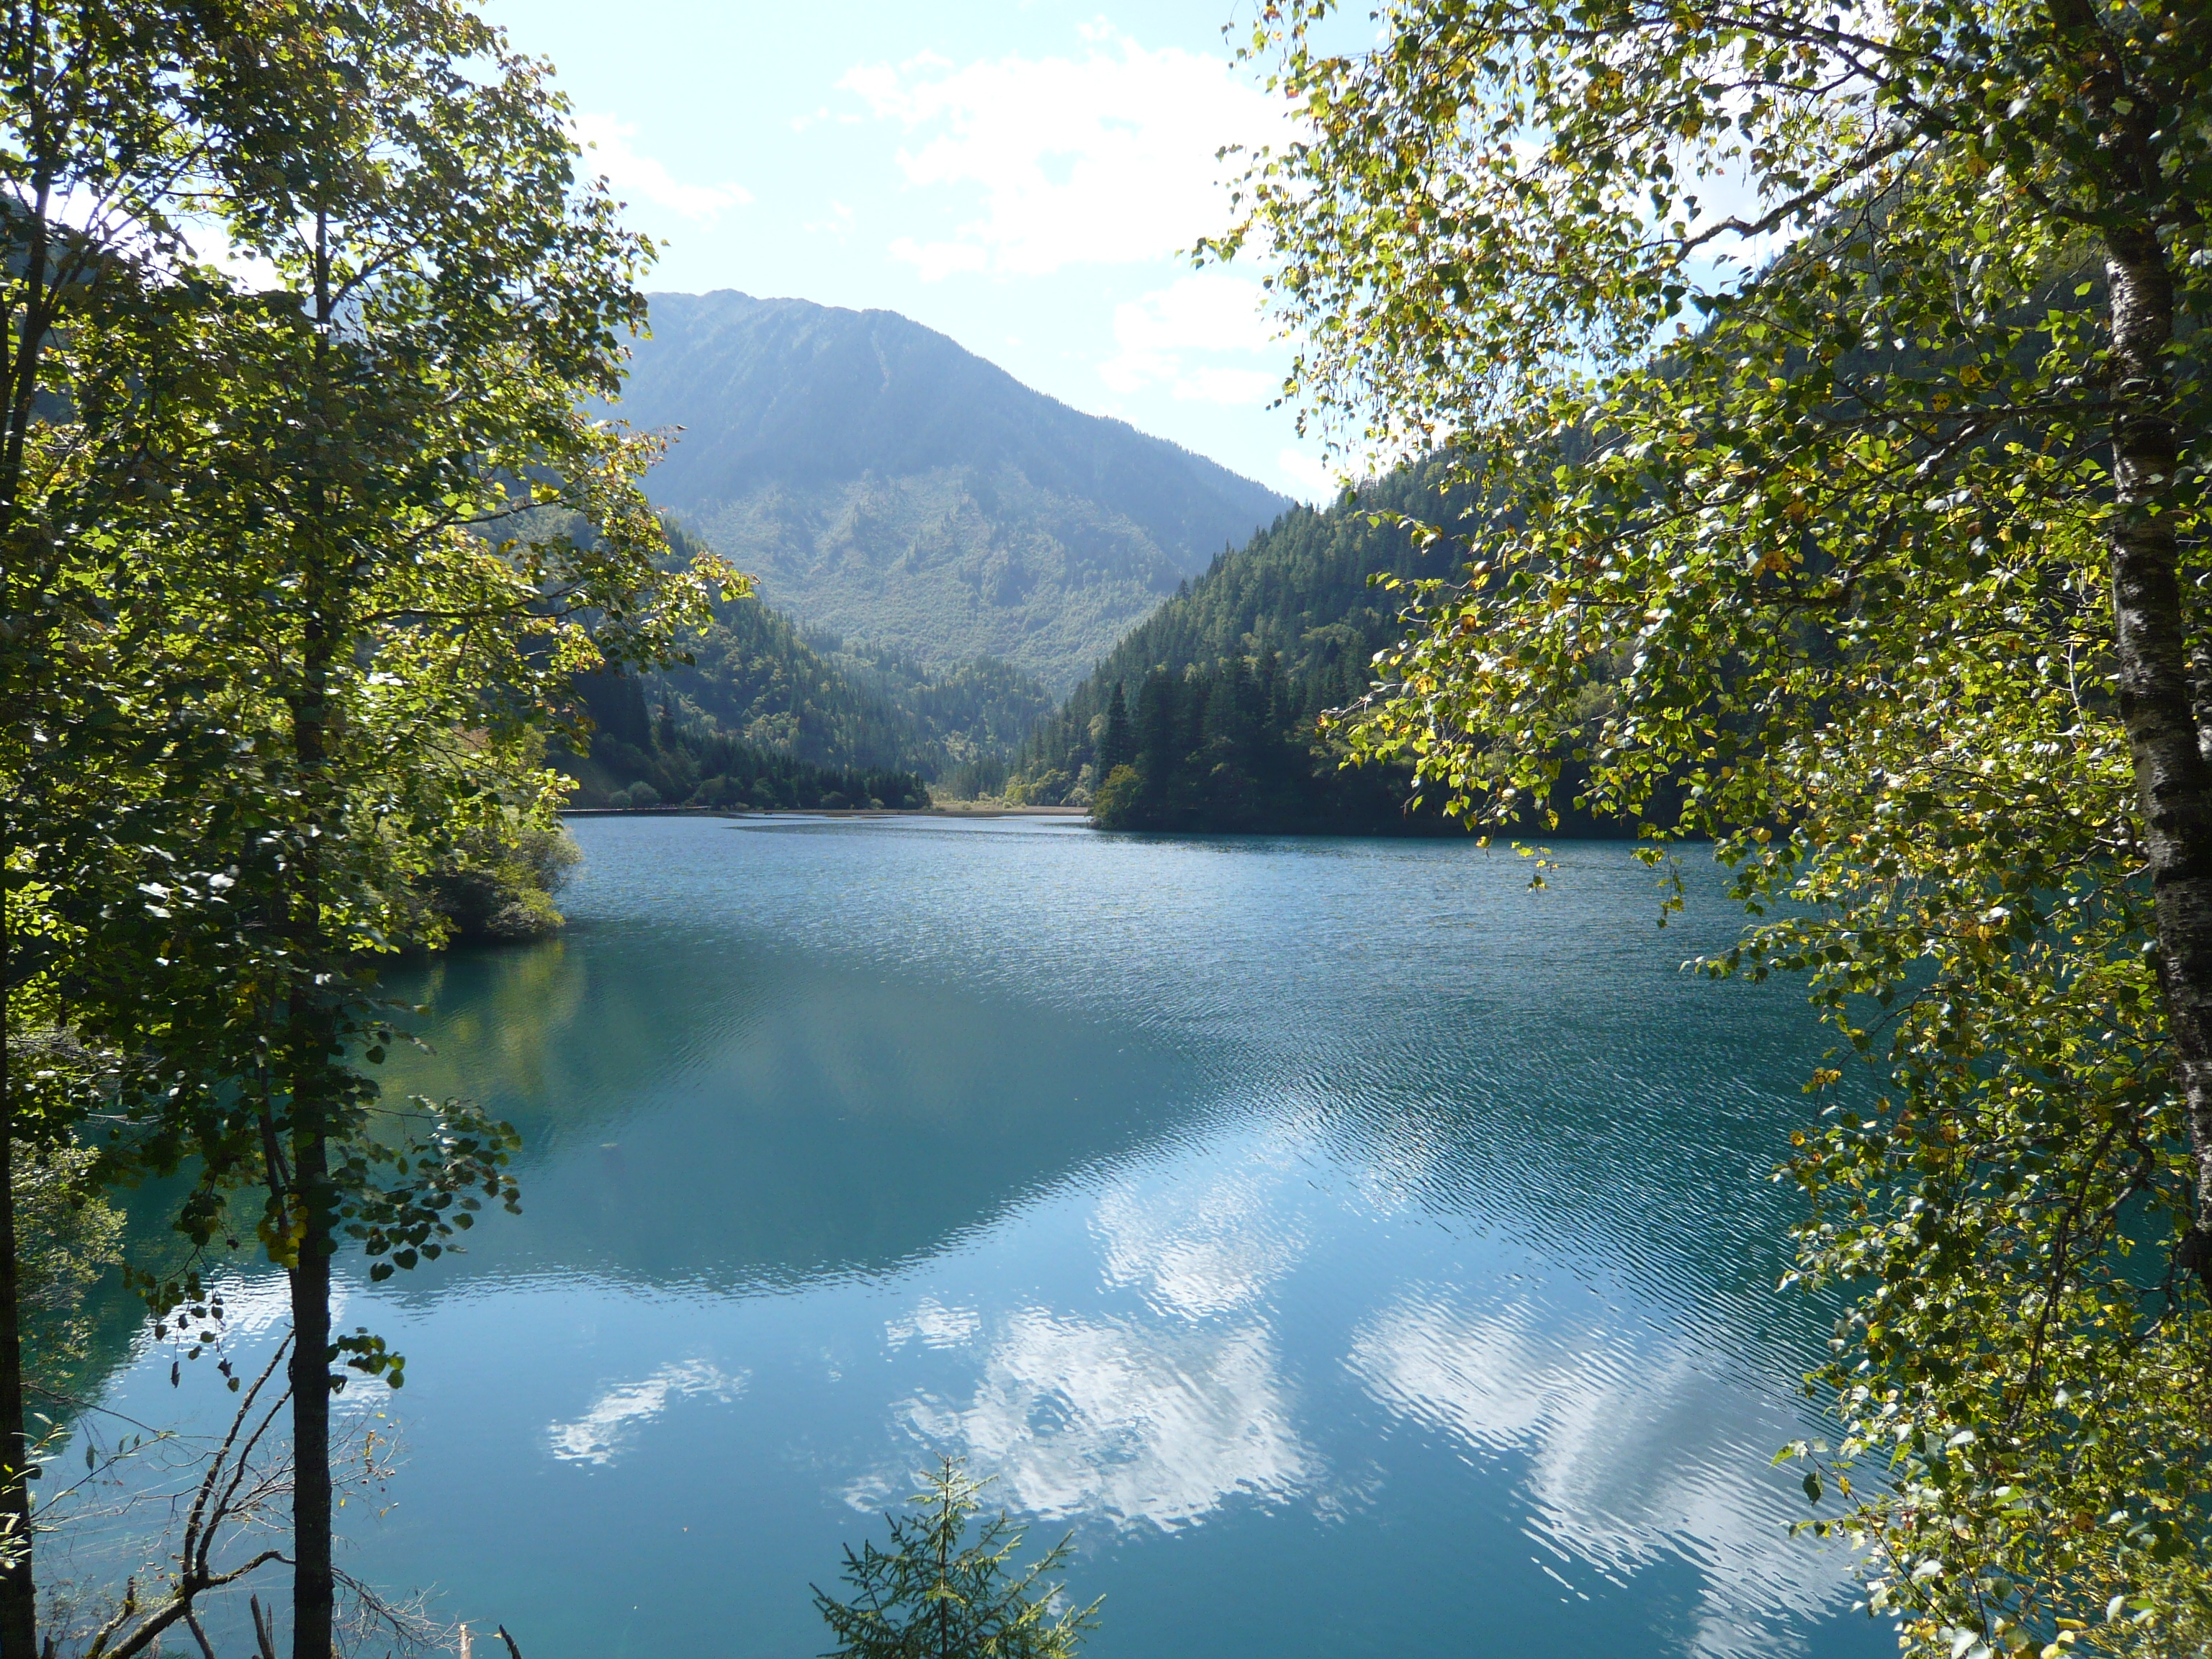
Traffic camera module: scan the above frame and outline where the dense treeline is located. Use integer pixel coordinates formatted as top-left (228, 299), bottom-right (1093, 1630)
top-left (564, 667), bottom-right (927, 810)
top-left (582, 522), bottom-right (1053, 790)
top-left (1007, 464), bottom-right (1466, 827)
top-left (1079, 461), bottom-right (1464, 688)
top-left (835, 642), bottom-right (1058, 766)
top-left (1085, 658), bottom-right (1416, 832)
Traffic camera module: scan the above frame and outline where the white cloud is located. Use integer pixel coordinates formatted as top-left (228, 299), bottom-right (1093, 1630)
top-left (1174, 366), bottom-right (1282, 406)
top-left (546, 1359), bottom-right (745, 1466)
top-left (840, 30), bottom-right (1293, 278)
top-left (1275, 447), bottom-right (1342, 503)
top-left (1113, 274), bottom-right (1279, 356)
top-left (1098, 274), bottom-right (1287, 408)
top-left (570, 113), bottom-right (753, 224)
top-left (804, 199), bottom-right (858, 243)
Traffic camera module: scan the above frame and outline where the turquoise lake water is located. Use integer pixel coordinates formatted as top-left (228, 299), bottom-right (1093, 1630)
top-left (62, 815), bottom-right (1889, 1658)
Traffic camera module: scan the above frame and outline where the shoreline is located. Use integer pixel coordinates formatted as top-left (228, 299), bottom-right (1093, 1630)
top-left (560, 804), bottom-right (1090, 822)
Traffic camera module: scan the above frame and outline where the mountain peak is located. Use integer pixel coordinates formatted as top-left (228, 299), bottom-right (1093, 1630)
top-left (609, 290), bottom-right (1290, 691)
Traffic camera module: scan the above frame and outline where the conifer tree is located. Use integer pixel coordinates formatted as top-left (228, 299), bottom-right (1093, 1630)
top-left (1097, 681), bottom-right (1132, 779)
top-left (814, 1459), bottom-right (1100, 1659)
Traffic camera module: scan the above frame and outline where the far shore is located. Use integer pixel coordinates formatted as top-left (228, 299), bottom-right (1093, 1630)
top-left (561, 804), bottom-right (1089, 821)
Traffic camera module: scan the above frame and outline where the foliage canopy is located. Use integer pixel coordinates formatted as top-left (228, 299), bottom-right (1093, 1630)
top-left (1213, 1), bottom-right (2212, 1654)
top-left (2, 1), bottom-right (727, 1654)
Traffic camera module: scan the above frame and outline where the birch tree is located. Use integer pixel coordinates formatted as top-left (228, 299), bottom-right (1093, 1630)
top-left (1212, 2), bottom-right (2212, 1652)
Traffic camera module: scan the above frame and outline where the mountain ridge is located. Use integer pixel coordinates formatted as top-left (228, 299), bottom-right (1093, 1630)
top-left (609, 289), bottom-right (1292, 691)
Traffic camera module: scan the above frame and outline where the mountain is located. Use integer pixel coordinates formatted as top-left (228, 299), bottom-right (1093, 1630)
top-left (609, 290), bottom-right (1292, 691)
top-left (1006, 461), bottom-right (1463, 811)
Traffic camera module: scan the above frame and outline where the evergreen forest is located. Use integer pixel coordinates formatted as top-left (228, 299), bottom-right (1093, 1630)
top-left (562, 665), bottom-right (930, 811)
top-left (1007, 464), bottom-right (1466, 830)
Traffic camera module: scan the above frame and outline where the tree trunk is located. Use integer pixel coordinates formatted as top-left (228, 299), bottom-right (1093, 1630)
top-left (0, 138), bottom-right (61, 1659)
top-left (286, 1136), bottom-right (333, 1659)
top-left (286, 608), bottom-right (336, 1659)
top-left (284, 866), bottom-right (336, 1659)
top-left (2101, 228), bottom-right (2212, 1292)
top-left (0, 1087), bottom-right (36, 1659)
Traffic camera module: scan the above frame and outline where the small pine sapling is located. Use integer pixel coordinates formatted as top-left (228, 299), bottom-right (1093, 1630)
top-left (814, 1458), bottom-right (1101, 1659)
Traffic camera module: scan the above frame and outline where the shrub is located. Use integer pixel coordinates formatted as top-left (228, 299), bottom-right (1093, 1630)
top-left (1089, 765), bottom-right (1143, 829)
top-left (413, 817), bottom-right (583, 946)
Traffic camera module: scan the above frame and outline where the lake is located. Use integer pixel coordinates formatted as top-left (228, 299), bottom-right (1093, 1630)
top-left (60, 815), bottom-right (1887, 1659)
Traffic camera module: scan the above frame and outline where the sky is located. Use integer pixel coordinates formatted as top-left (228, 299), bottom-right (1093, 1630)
top-left (480, 0), bottom-right (1339, 501)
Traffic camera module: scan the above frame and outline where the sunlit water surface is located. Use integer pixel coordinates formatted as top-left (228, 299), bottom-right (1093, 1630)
top-left (64, 817), bottom-right (1887, 1659)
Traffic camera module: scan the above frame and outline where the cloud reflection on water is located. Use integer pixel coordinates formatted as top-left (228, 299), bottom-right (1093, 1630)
top-left (1349, 1290), bottom-right (1856, 1659)
top-left (1092, 1143), bottom-right (1310, 1321)
top-left (547, 1359), bottom-right (747, 1467)
top-left (887, 1146), bottom-right (1317, 1530)
top-left (866, 1133), bottom-right (1857, 1658)
top-left (907, 1307), bottom-right (1310, 1531)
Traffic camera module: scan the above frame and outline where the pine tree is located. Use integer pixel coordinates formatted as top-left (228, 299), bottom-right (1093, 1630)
top-left (813, 1459), bottom-right (1100, 1659)
top-left (1097, 681), bottom-right (1131, 778)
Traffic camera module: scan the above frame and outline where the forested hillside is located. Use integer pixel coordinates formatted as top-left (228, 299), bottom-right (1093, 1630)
top-left (1005, 463), bottom-right (1467, 828)
top-left (560, 523), bottom-right (1054, 804)
top-left (610, 290), bottom-right (1290, 689)
top-left (562, 667), bottom-right (931, 812)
